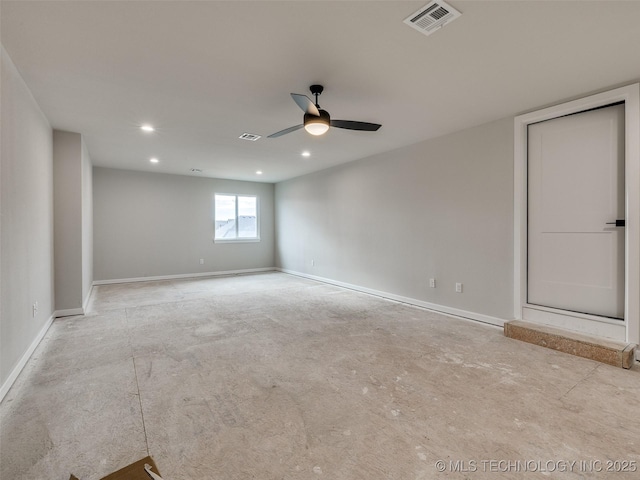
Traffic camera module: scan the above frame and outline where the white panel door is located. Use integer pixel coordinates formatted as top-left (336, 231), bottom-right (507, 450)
top-left (528, 104), bottom-right (625, 319)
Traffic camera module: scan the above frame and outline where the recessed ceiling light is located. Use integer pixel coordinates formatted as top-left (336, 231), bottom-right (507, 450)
top-left (150, 157), bottom-right (159, 163)
top-left (302, 151), bottom-right (311, 157)
top-left (141, 124), bottom-right (155, 132)
top-left (256, 170), bottom-right (263, 175)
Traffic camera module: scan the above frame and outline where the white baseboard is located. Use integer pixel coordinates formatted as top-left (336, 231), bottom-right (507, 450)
top-left (278, 268), bottom-right (506, 328)
top-left (93, 267), bottom-right (276, 286)
top-left (54, 308), bottom-right (84, 318)
top-left (52, 287), bottom-right (93, 318)
top-left (0, 313), bottom-right (55, 403)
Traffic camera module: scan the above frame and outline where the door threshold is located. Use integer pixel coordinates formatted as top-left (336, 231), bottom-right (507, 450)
top-left (522, 305), bottom-right (626, 342)
top-left (504, 320), bottom-right (636, 369)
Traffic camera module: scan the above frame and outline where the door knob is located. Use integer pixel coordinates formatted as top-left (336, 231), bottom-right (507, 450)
top-left (605, 220), bottom-right (625, 227)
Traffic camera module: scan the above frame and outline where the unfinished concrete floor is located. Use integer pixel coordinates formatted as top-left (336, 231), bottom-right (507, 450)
top-left (1, 272), bottom-right (639, 479)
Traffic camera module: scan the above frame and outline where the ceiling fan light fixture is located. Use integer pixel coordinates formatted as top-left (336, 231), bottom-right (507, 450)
top-left (304, 110), bottom-right (330, 136)
top-left (304, 122), bottom-right (329, 136)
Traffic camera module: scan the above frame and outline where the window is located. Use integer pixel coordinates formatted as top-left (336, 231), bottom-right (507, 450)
top-left (214, 194), bottom-right (259, 242)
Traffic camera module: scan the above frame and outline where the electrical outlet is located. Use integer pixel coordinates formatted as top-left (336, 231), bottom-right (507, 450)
top-left (199, 258), bottom-right (204, 265)
top-left (429, 278), bottom-right (436, 288)
top-left (455, 283), bottom-right (463, 293)
top-left (32, 301), bottom-right (38, 317)
top-left (311, 259), bottom-right (315, 266)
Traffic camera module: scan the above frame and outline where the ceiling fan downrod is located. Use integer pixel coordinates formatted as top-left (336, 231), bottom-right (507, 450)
top-left (310, 84), bottom-right (324, 108)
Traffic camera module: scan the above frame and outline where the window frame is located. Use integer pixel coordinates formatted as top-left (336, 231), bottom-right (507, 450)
top-left (213, 193), bottom-right (260, 243)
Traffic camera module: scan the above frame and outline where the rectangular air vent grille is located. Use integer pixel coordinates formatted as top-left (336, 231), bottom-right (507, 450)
top-left (239, 133), bottom-right (261, 141)
top-left (404, 1), bottom-right (461, 36)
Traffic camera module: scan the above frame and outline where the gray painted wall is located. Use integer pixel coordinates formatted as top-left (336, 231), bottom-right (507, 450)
top-left (53, 131), bottom-right (82, 310)
top-left (275, 117), bottom-right (514, 321)
top-left (53, 130), bottom-right (93, 311)
top-left (1, 47), bottom-right (54, 386)
top-left (93, 168), bottom-right (275, 281)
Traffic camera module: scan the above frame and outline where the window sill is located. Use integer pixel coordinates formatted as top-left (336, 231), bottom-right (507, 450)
top-left (214, 238), bottom-right (261, 244)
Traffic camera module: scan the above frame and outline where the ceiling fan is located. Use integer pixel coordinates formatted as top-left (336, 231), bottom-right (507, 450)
top-left (268, 85), bottom-right (382, 138)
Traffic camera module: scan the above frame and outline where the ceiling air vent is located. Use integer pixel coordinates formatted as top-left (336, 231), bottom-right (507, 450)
top-left (404, 1), bottom-right (461, 37)
top-left (239, 133), bottom-right (261, 141)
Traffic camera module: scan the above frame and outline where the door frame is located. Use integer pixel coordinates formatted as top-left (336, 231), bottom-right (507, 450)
top-left (514, 83), bottom-right (640, 347)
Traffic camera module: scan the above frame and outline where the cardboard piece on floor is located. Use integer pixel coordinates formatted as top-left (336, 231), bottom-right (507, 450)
top-left (69, 456), bottom-right (161, 480)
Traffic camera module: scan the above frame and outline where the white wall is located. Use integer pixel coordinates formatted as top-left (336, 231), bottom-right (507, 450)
top-left (53, 130), bottom-right (93, 313)
top-left (93, 167), bottom-right (275, 281)
top-left (1, 46), bottom-right (54, 391)
top-left (275, 117), bottom-right (514, 322)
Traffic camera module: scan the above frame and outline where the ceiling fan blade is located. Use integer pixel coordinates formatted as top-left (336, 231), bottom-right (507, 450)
top-left (291, 93), bottom-right (320, 116)
top-left (331, 120), bottom-right (382, 131)
top-left (267, 124), bottom-right (304, 138)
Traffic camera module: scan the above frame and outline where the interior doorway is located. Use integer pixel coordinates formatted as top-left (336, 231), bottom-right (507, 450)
top-left (514, 84), bottom-right (640, 347)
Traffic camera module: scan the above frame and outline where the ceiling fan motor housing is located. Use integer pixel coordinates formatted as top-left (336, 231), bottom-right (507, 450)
top-left (304, 109), bottom-right (330, 124)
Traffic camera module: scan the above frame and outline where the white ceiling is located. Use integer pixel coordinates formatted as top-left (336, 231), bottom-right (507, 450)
top-left (2, 1), bottom-right (640, 183)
